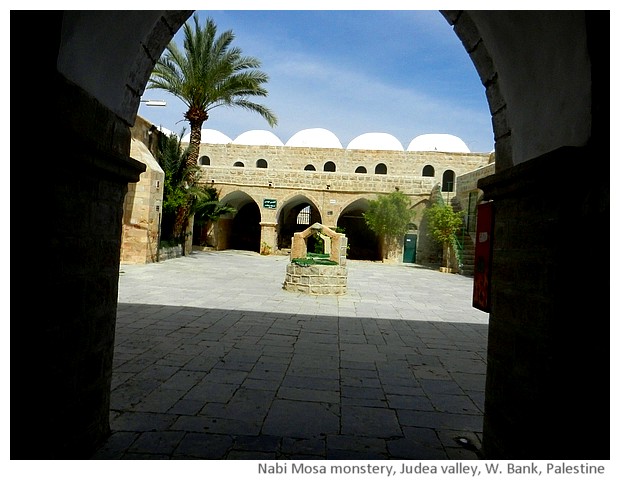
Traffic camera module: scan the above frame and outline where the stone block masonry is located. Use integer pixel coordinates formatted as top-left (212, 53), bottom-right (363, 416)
top-left (122, 116), bottom-right (494, 266)
top-left (283, 264), bottom-right (348, 295)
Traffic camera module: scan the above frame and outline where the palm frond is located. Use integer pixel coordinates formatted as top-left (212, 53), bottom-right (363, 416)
top-left (146, 13), bottom-right (278, 135)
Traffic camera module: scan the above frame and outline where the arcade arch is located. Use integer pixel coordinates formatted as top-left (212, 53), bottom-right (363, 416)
top-left (337, 197), bottom-right (381, 261)
top-left (218, 190), bottom-right (262, 252)
top-left (276, 194), bottom-right (322, 249)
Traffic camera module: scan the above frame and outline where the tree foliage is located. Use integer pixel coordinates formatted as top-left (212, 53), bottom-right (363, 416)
top-left (423, 202), bottom-right (463, 269)
top-left (363, 191), bottom-right (415, 258)
top-left (192, 185), bottom-right (236, 226)
top-left (157, 128), bottom-right (196, 217)
top-left (156, 129), bottom-right (234, 251)
top-left (147, 14), bottom-right (278, 168)
top-left (424, 203), bottom-right (462, 245)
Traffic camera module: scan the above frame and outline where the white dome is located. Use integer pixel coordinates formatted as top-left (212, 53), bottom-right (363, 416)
top-left (232, 130), bottom-right (284, 146)
top-left (347, 132), bottom-right (404, 151)
top-left (180, 129), bottom-right (232, 144)
top-left (407, 134), bottom-right (470, 153)
top-left (285, 128), bottom-right (343, 148)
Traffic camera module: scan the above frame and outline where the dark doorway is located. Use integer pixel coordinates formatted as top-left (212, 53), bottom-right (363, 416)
top-left (231, 202), bottom-right (261, 252)
top-left (338, 211), bottom-right (380, 261)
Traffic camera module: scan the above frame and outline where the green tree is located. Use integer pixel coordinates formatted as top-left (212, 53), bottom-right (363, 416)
top-left (363, 191), bottom-right (416, 260)
top-left (156, 128), bottom-right (196, 248)
top-left (147, 14), bottom-right (278, 170)
top-left (423, 202), bottom-right (463, 270)
top-left (157, 129), bottom-right (237, 254)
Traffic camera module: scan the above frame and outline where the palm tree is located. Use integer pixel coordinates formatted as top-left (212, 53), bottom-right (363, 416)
top-left (191, 185), bottom-right (237, 247)
top-left (147, 13), bottom-right (278, 168)
top-left (155, 127), bottom-right (197, 249)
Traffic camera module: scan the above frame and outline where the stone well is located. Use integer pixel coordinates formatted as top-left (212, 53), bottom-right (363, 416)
top-left (283, 223), bottom-right (348, 295)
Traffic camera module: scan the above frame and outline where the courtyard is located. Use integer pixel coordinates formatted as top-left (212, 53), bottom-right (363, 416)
top-left (92, 250), bottom-right (489, 459)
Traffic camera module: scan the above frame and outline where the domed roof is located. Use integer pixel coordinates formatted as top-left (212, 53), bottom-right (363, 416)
top-left (407, 134), bottom-right (470, 153)
top-left (285, 128), bottom-right (343, 148)
top-left (232, 130), bottom-right (284, 146)
top-left (181, 129), bottom-right (232, 144)
top-left (347, 132), bottom-right (404, 151)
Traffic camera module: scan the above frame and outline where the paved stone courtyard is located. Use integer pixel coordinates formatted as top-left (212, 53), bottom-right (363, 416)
top-left (92, 250), bottom-right (489, 460)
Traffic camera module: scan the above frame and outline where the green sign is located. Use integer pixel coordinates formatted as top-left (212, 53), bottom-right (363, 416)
top-left (263, 198), bottom-right (277, 209)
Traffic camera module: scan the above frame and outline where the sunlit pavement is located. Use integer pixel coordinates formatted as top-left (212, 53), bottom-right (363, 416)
top-left (92, 250), bottom-right (489, 459)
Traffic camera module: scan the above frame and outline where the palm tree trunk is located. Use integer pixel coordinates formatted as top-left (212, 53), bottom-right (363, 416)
top-left (173, 204), bottom-right (189, 238)
top-left (186, 116), bottom-right (208, 169)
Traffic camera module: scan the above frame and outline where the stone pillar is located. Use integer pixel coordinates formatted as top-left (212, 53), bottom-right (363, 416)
top-left (215, 218), bottom-right (233, 250)
top-left (120, 138), bottom-right (165, 264)
top-left (260, 222), bottom-right (277, 254)
top-left (13, 71), bottom-right (145, 458)
top-left (479, 146), bottom-right (609, 459)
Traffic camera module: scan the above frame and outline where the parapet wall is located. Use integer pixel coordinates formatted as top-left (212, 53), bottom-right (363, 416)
top-left (198, 143), bottom-right (490, 178)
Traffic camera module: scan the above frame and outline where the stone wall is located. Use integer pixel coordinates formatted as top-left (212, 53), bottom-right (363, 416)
top-left (199, 143), bottom-right (489, 178)
top-left (198, 145), bottom-right (491, 266)
top-left (479, 146), bottom-right (609, 458)
top-left (283, 264), bottom-right (348, 295)
top-left (18, 70), bottom-right (146, 459)
top-left (123, 116), bottom-right (494, 265)
top-left (120, 117), bottom-right (164, 264)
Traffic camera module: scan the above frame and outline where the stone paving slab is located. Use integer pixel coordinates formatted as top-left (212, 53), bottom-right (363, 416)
top-left (91, 250), bottom-right (488, 459)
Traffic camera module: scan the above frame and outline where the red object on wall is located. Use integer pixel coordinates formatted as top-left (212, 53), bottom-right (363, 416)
top-left (473, 201), bottom-right (493, 312)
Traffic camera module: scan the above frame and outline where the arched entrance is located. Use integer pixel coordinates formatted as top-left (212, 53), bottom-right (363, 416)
top-left (337, 198), bottom-right (381, 261)
top-left (16, 11), bottom-right (608, 460)
top-left (218, 191), bottom-right (261, 253)
top-left (276, 195), bottom-right (322, 250)
top-left (231, 202), bottom-right (261, 252)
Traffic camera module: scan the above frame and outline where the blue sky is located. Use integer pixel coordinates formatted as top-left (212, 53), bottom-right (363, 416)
top-left (138, 10), bottom-right (496, 153)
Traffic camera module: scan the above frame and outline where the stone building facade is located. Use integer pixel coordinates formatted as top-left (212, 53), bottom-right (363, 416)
top-left (120, 116), bottom-right (165, 263)
top-left (122, 118), bottom-right (494, 269)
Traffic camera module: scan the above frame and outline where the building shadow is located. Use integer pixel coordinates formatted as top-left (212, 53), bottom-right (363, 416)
top-left (93, 303), bottom-right (488, 460)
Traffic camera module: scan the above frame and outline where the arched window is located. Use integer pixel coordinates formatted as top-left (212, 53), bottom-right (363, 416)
top-left (304, 164), bottom-right (316, 171)
top-left (441, 170), bottom-right (455, 192)
top-left (324, 161), bottom-right (336, 172)
top-left (355, 166), bottom-right (367, 173)
top-left (422, 165), bottom-right (434, 176)
top-left (233, 161), bottom-right (244, 167)
top-left (256, 158), bottom-right (268, 168)
top-left (375, 163), bottom-right (387, 175)
top-left (199, 155), bottom-right (210, 166)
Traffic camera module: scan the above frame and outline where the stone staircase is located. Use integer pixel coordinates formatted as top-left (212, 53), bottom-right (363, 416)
top-left (458, 230), bottom-right (476, 277)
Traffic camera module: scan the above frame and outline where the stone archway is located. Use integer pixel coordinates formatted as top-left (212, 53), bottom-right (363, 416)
top-left (276, 194), bottom-right (322, 250)
top-left (217, 190), bottom-right (262, 251)
top-left (14, 11), bottom-right (608, 460)
top-left (337, 197), bottom-right (380, 261)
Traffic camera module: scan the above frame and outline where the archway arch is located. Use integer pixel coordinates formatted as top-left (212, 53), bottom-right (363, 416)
top-left (20, 11), bottom-right (608, 460)
top-left (219, 190), bottom-right (262, 252)
top-left (337, 197), bottom-right (381, 261)
top-left (276, 193), bottom-right (322, 249)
